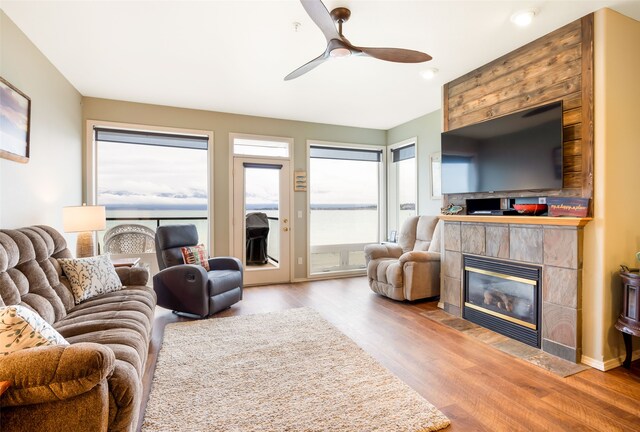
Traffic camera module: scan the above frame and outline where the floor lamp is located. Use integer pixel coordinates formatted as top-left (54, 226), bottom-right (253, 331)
top-left (63, 204), bottom-right (106, 258)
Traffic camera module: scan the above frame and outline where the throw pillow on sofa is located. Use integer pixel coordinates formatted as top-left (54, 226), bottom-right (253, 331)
top-left (0, 305), bottom-right (69, 356)
top-left (180, 244), bottom-right (210, 271)
top-left (58, 254), bottom-right (123, 304)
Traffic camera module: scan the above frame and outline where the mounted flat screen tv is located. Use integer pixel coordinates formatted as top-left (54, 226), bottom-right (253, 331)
top-left (441, 101), bottom-right (563, 194)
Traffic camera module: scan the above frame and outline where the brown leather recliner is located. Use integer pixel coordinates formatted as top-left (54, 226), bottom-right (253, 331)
top-left (364, 216), bottom-right (442, 301)
top-left (153, 224), bottom-right (243, 317)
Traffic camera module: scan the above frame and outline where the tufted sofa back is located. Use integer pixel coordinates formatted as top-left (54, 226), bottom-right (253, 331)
top-left (0, 226), bottom-right (75, 324)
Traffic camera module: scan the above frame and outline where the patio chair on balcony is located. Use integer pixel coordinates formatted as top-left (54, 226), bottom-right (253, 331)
top-left (103, 224), bottom-right (156, 254)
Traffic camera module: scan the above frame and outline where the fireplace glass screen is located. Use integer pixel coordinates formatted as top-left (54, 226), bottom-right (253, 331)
top-left (466, 268), bottom-right (536, 329)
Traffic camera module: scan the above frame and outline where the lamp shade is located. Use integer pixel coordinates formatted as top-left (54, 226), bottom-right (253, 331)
top-left (63, 205), bottom-right (106, 233)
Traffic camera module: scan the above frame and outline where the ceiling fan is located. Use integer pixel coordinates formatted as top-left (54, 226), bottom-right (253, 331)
top-left (285, 0), bottom-right (432, 81)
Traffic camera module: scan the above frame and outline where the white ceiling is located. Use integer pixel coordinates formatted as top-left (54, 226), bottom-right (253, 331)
top-left (2, 1), bottom-right (640, 130)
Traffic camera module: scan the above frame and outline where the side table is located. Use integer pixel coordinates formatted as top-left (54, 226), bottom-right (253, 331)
top-left (111, 257), bottom-right (141, 268)
top-left (616, 270), bottom-right (640, 368)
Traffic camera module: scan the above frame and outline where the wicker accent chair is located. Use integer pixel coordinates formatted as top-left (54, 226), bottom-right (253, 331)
top-left (103, 224), bottom-right (156, 254)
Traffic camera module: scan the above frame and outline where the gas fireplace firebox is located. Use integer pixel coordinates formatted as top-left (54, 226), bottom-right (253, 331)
top-left (463, 255), bottom-right (542, 347)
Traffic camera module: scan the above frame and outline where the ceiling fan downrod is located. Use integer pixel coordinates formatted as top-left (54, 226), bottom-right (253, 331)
top-left (330, 7), bottom-right (351, 37)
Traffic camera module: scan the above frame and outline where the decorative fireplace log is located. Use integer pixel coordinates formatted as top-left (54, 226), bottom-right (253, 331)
top-left (483, 289), bottom-right (514, 312)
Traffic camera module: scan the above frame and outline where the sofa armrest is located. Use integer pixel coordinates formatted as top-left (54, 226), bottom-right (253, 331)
top-left (0, 343), bottom-right (115, 407)
top-left (399, 251), bottom-right (441, 264)
top-left (116, 266), bottom-right (149, 286)
top-left (207, 256), bottom-right (243, 273)
top-left (364, 244), bottom-right (403, 261)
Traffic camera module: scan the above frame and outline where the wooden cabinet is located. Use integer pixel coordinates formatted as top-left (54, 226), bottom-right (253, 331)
top-left (616, 271), bottom-right (640, 368)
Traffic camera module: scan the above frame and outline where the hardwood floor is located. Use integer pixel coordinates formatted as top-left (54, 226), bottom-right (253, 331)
top-left (138, 277), bottom-right (640, 431)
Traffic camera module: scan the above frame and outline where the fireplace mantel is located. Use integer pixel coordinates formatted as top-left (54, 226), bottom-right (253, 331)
top-left (439, 215), bottom-right (592, 227)
top-left (440, 218), bottom-right (586, 362)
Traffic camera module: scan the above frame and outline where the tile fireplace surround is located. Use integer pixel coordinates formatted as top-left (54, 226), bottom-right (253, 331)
top-left (439, 215), bottom-right (591, 363)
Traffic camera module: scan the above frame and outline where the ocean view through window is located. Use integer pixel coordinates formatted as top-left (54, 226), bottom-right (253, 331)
top-left (391, 143), bottom-right (417, 233)
top-left (95, 128), bottom-right (209, 256)
top-left (309, 144), bottom-right (383, 274)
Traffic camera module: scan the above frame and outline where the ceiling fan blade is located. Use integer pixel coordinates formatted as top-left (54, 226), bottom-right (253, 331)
top-left (358, 47), bottom-right (432, 63)
top-left (284, 53), bottom-right (328, 81)
top-left (300, 0), bottom-right (341, 43)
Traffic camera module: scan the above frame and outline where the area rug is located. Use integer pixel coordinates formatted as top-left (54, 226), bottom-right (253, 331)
top-left (142, 308), bottom-right (450, 431)
top-left (421, 308), bottom-right (589, 378)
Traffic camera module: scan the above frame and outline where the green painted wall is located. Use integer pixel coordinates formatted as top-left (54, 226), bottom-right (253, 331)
top-left (387, 109), bottom-right (442, 216)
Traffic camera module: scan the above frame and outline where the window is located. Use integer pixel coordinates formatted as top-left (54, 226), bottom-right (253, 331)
top-left (232, 135), bottom-right (289, 158)
top-left (388, 141), bottom-right (416, 235)
top-left (309, 144), bottom-right (384, 274)
top-left (95, 127), bottom-right (209, 251)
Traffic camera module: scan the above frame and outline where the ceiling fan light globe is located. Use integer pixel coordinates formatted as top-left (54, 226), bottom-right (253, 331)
top-left (330, 47), bottom-right (351, 58)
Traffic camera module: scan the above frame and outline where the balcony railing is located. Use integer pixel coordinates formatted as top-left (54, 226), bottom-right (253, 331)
top-left (266, 216), bottom-right (279, 264)
top-left (103, 216), bottom-right (367, 275)
top-left (103, 216), bottom-right (280, 264)
top-left (100, 216), bottom-right (208, 249)
top-left (310, 243), bottom-right (368, 274)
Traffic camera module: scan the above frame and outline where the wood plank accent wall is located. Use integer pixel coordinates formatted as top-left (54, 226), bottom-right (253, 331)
top-left (442, 14), bottom-right (594, 211)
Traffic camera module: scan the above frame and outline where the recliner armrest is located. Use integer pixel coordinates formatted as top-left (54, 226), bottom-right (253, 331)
top-left (153, 264), bottom-right (209, 316)
top-left (399, 251), bottom-right (441, 264)
top-left (207, 256), bottom-right (243, 273)
top-left (364, 244), bottom-right (403, 261)
top-left (0, 343), bottom-right (114, 407)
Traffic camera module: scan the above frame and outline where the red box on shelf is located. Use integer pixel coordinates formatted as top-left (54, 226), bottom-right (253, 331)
top-left (547, 197), bottom-right (590, 217)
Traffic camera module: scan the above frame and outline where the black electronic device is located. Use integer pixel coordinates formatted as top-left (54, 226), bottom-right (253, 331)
top-left (441, 101), bottom-right (563, 194)
top-left (468, 209), bottom-right (519, 216)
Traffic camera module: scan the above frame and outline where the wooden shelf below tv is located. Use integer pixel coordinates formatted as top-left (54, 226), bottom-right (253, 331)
top-left (438, 214), bottom-right (592, 227)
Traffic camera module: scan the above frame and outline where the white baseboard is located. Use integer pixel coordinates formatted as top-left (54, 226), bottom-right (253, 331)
top-left (581, 348), bottom-right (640, 371)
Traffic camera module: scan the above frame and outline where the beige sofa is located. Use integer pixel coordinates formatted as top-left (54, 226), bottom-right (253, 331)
top-left (364, 215), bottom-right (442, 301)
top-left (0, 226), bottom-right (156, 432)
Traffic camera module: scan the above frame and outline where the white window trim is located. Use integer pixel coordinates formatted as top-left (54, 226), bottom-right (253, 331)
top-left (387, 137), bottom-right (418, 236)
top-left (229, 132), bottom-right (293, 160)
top-left (85, 120), bottom-right (215, 251)
top-left (306, 139), bottom-right (386, 278)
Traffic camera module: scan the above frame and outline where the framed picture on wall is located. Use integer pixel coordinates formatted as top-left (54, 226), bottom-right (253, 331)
top-left (0, 77), bottom-right (31, 163)
top-left (430, 152), bottom-right (441, 199)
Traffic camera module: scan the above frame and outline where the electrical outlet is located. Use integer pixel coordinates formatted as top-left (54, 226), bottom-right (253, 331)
top-left (539, 197), bottom-right (547, 204)
top-left (298, 210), bottom-right (303, 218)
top-left (297, 257), bottom-right (303, 265)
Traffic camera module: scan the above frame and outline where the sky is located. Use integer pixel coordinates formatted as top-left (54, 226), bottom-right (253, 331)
top-left (97, 141), bottom-right (384, 210)
top-left (97, 142), bottom-right (208, 209)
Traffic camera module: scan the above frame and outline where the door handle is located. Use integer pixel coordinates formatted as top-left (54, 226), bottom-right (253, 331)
top-left (283, 218), bottom-right (288, 223)
top-left (283, 227), bottom-right (289, 232)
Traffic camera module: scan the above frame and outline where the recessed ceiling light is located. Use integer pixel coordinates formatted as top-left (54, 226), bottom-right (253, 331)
top-left (420, 68), bottom-right (439, 80)
top-left (510, 9), bottom-right (537, 27)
